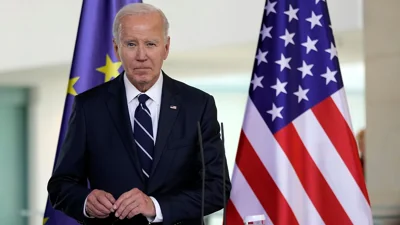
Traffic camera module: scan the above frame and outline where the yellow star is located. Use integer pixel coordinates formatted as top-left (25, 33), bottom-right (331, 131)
top-left (68, 77), bottom-right (80, 96)
top-left (96, 54), bottom-right (122, 82)
top-left (43, 217), bottom-right (49, 225)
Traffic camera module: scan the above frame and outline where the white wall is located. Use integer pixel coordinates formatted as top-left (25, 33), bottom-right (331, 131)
top-left (0, 65), bottom-right (69, 224)
top-left (0, 0), bottom-right (363, 74)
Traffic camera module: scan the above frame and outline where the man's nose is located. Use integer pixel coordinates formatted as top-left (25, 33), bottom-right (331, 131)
top-left (136, 45), bottom-right (147, 61)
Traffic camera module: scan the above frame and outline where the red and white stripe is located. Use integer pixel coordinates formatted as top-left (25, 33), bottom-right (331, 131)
top-left (226, 88), bottom-right (372, 225)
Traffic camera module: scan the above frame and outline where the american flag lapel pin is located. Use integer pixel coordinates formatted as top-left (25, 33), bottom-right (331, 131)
top-left (170, 105), bottom-right (177, 110)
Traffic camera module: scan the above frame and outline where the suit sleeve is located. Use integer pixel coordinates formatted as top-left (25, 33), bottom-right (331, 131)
top-left (156, 95), bottom-right (232, 224)
top-left (47, 96), bottom-right (91, 223)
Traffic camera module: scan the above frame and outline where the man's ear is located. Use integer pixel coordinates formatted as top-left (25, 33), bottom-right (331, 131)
top-left (163, 36), bottom-right (170, 60)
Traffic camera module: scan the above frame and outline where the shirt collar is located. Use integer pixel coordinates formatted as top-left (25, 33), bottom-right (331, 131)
top-left (123, 71), bottom-right (163, 104)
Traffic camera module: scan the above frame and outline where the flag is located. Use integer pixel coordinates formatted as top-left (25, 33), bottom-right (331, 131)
top-left (43, 0), bottom-right (141, 224)
top-left (225, 0), bottom-right (373, 224)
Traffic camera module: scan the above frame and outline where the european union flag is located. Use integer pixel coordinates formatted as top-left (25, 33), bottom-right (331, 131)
top-left (43, 0), bottom-right (142, 224)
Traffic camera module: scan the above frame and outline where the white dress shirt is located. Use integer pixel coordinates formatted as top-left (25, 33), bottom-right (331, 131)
top-left (124, 72), bottom-right (163, 222)
top-left (83, 72), bottom-right (164, 223)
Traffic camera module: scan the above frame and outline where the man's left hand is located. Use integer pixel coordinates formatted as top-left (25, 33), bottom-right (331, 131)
top-left (113, 188), bottom-right (155, 220)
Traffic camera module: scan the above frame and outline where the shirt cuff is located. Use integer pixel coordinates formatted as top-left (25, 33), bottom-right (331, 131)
top-left (147, 196), bottom-right (163, 222)
top-left (83, 195), bottom-right (94, 218)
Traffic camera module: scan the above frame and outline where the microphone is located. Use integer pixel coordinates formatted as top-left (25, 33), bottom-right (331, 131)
top-left (197, 121), bottom-right (205, 225)
top-left (221, 122), bottom-right (227, 225)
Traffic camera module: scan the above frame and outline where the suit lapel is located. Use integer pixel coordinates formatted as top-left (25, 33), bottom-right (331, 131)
top-left (150, 73), bottom-right (181, 176)
top-left (106, 74), bottom-right (144, 181)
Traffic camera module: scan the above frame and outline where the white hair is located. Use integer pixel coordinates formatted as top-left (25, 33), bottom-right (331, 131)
top-left (113, 3), bottom-right (169, 43)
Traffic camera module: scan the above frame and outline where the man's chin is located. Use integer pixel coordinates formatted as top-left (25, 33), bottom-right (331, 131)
top-left (134, 76), bottom-right (153, 86)
top-left (126, 71), bottom-right (157, 87)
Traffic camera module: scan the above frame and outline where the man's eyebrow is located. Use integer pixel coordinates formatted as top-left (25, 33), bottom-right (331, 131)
top-left (146, 39), bottom-right (160, 43)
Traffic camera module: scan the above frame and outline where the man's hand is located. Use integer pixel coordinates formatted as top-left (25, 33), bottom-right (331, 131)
top-left (113, 188), bottom-right (155, 220)
top-left (85, 189), bottom-right (116, 218)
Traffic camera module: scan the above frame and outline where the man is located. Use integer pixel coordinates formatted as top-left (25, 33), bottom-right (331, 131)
top-left (47, 2), bottom-right (231, 225)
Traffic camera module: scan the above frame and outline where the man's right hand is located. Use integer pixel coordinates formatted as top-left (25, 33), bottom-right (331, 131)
top-left (85, 189), bottom-right (116, 218)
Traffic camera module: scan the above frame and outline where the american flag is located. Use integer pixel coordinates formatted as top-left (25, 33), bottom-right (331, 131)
top-left (225, 0), bottom-right (373, 224)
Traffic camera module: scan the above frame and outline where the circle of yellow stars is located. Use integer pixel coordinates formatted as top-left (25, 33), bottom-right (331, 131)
top-left (68, 54), bottom-right (122, 96)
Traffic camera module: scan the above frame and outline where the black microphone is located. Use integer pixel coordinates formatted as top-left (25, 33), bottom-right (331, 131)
top-left (197, 121), bottom-right (205, 225)
top-left (221, 122), bottom-right (227, 225)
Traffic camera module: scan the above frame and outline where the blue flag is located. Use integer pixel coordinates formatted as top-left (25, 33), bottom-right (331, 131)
top-left (43, 0), bottom-right (142, 224)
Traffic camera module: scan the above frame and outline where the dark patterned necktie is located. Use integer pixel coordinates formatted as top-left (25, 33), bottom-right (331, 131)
top-left (133, 94), bottom-right (154, 180)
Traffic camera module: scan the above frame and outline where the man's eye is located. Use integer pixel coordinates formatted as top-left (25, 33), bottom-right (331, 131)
top-left (127, 43), bottom-right (136, 47)
top-left (147, 43), bottom-right (156, 46)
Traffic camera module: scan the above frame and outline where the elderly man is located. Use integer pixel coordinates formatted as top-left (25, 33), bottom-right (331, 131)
top-left (47, 2), bottom-right (231, 225)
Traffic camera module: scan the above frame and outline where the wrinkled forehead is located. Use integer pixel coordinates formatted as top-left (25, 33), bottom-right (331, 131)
top-left (119, 12), bottom-right (164, 33)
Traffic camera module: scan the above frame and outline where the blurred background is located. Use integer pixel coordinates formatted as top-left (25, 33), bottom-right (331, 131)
top-left (0, 0), bottom-right (398, 224)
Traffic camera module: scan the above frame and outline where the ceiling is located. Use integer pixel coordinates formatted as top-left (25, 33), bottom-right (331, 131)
top-left (0, 0), bottom-right (363, 75)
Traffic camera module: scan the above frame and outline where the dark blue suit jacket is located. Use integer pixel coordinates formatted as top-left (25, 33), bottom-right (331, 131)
top-left (47, 72), bottom-right (231, 225)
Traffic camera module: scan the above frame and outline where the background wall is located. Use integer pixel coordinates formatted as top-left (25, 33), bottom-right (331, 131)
top-left (364, 0), bottom-right (400, 223)
top-left (0, 0), bottom-right (363, 74)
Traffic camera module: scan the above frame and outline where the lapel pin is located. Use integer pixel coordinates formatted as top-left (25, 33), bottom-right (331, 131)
top-left (170, 105), bottom-right (177, 110)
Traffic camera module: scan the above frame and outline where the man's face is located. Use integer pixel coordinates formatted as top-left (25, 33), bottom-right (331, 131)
top-left (113, 12), bottom-right (170, 88)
